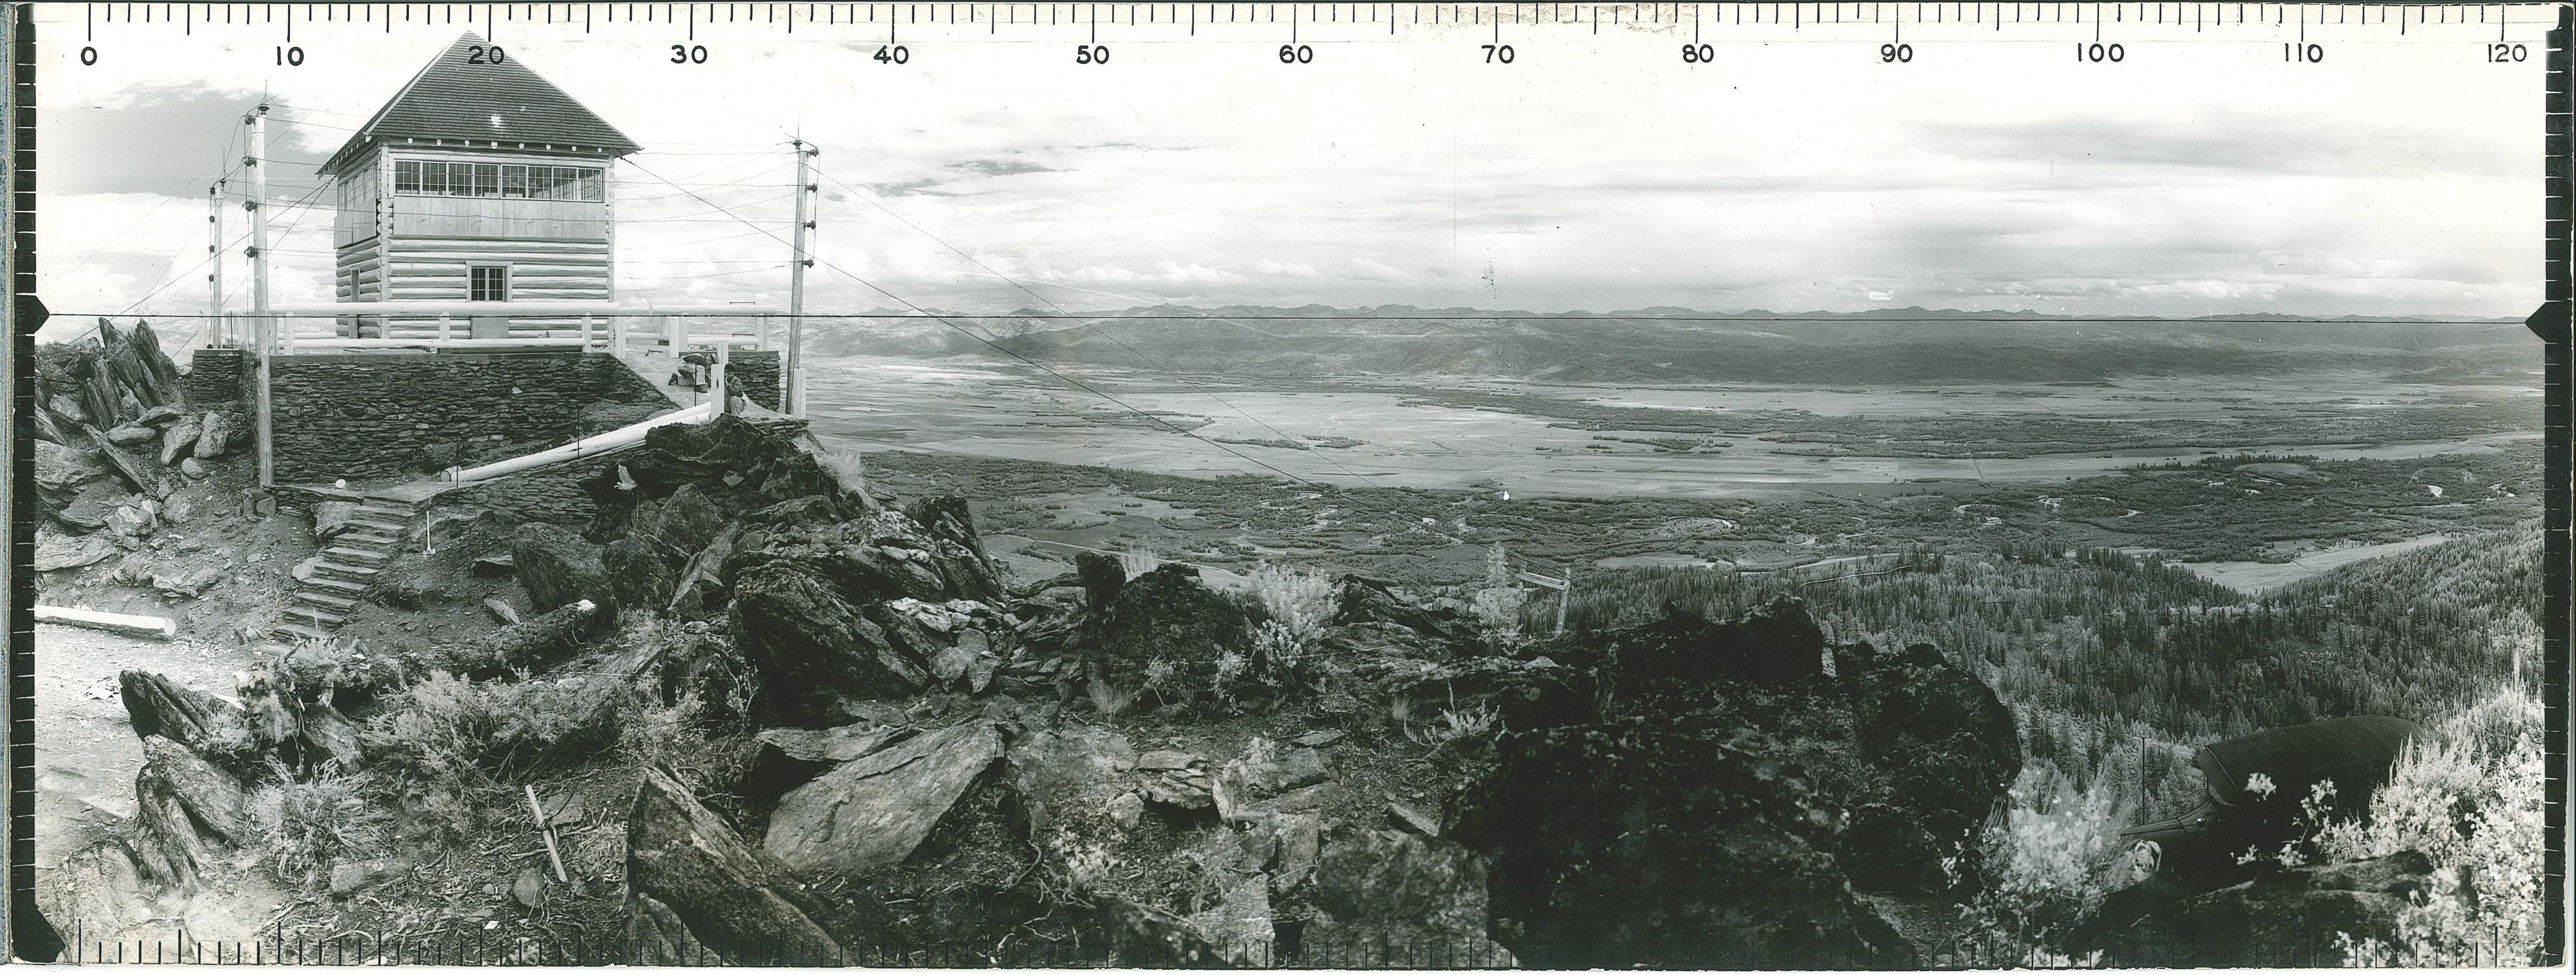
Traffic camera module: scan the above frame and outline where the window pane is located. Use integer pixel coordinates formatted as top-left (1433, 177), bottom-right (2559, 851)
top-left (502, 165), bottom-right (529, 198)
top-left (578, 168), bottom-right (603, 202)
top-left (394, 161), bottom-right (419, 194)
top-left (420, 162), bottom-right (447, 195)
top-left (469, 266), bottom-right (508, 301)
top-left (529, 167), bottom-right (557, 200)
top-left (474, 164), bottom-right (500, 197)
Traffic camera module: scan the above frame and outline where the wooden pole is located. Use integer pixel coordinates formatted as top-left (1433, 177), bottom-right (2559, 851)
top-left (247, 104), bottom-right (274, 488)
top-left (788, 141), bottom-right (816, 418)
top-left (1554, 567), bottom-right (1573, 635)
top-left (33, 605), bottom-right (177, 641)
top-left (524, 784), bottom-right (568, 884)
top-left (713, 332), bottom-right (730, 414)
top-left (207, 179), bottom-right (224, 345)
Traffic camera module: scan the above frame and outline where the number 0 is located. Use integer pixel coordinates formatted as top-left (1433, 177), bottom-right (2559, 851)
top-left (79, 46), bottom-right (97, 65)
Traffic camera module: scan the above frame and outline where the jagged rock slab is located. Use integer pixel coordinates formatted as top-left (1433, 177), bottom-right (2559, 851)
top-left (756, 724), bottom-right (907, 765)
top-left (762, 720), bottom-right (1003, 879)
top-left (33, 532), bottom-right (118, 571)
top-left (625, 767), bottom-right (845, 965)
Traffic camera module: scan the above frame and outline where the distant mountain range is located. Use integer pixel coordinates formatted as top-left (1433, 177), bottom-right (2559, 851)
top-left (794, 304), bottom-right (2539, 385)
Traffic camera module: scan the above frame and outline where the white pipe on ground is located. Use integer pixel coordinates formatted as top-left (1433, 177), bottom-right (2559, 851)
top-left (35, 605), bottom-right (178, 641)
top-left (437, 401), bottom-right (717, 483)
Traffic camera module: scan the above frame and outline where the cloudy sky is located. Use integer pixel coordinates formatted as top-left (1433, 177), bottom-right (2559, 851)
top-left (33, 5), bottom-right (2545, 339)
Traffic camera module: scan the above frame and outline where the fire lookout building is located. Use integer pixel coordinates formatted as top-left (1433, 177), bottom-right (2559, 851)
top-left (317, 32), bottom-right (640, 338)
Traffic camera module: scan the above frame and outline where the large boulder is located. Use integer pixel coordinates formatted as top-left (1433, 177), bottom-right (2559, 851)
top-left (33, 441), bottom-right (107, 509)
top-left (1331, 575), bottom-right (1470, 645)
top-left (1304, 829), bottom-right (1516, 967)
top-left (191, 411), bottom-right (238, 460)
top-left (625, 767), bottom-right (847, 965)
top-left (762, 720), bottom-right (1005, 880)
top-left (1452, 719), bottom-right (1915, 969)
top-left (33, 530), bottom-right (118, 571)
top-left (603, 536), bottom-right (679, 616)
top-left (903, 495), bottom-right (1002, 603)
top-left (632, 485), bottom-right (730, 566)
top-left (589, 415), bottom-right (850, 524)
top-left (1085, 564), bottom-right (1256, 693)
top-left (2075, 852), bottom-right (2462, 967)
top-left (1836, 641), bottom-right (2023, 892)
top-left (1612, 596), bottom-right (1829, 694)
top-left (1073, 552), bottom-right (1124, 610)
top-left (722, 507), bottom-right (1002, 610)
top-left (728, 561), bottom-right (930, 722)
top-left (130, 736), bottom-right (252, 887)
top-left (158, 413), bottom-right (204, 465)
top-left (512, 522), bottom-right (617, 615)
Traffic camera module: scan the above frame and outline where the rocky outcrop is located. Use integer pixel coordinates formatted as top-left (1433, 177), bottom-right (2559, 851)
top-left (721, 502), bottom-right (1009, 720)
top-left (1611, 595), bottom-right (1831, 693)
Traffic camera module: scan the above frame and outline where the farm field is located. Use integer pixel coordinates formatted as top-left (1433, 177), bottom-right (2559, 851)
top-left (805, 355), bottom-right (2540, 501)
top-left (2177, 533), bottom-right (2459, 593)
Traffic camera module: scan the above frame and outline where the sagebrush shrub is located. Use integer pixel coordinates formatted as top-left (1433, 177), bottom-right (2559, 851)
top-left (1950, 766), bottom-right (2125, 967)
top-left (2318, 686), bottom-right (2545, 966)
top-left (248, 764), bottom-right (388, 885)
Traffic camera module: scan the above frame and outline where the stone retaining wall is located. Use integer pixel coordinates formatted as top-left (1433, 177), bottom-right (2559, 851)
top-left (183, 349), bottom-right (246, 405)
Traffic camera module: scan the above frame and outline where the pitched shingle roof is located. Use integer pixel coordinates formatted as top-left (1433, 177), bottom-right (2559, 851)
top-left (319, 32), bottom-right (641, 176)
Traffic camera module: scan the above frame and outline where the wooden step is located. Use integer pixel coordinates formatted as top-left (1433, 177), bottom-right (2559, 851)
top-left (268, 621), bottom-right (334, 642)
top-left (304, 575), bottom-right (368, 594)
top-left (348, 518), bottom-right (410, 535)
top-left (282, 605), bottom-right (348, 626)
top-left (296, 590), bottom-right (359, 611)
top-left (312, 561), bottom-right (382, 583)
top-left (323, 545), bottom-right (393, 564)
top-left (339, 532), bottom-right (403, 549)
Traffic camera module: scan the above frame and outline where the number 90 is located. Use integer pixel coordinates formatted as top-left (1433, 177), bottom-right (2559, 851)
top-left (1880, 42), bottom-right (1913, 63)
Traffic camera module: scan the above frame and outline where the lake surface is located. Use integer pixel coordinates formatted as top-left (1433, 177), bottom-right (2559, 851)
top-left (802, 356), bottom-right (2536, 500)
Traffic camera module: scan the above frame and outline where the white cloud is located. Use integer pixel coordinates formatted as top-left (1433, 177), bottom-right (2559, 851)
top-left (29, 10), bottom-right (2542, 321)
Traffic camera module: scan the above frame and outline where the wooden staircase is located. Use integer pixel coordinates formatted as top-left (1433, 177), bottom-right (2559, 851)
top-left (265, 493), bottom-right (423, 645)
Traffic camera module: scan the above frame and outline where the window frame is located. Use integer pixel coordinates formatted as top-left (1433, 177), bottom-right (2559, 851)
top-left (388, 157), bottom-right (606, 201)
top-left (468, 264), bottom-right (512, 302)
